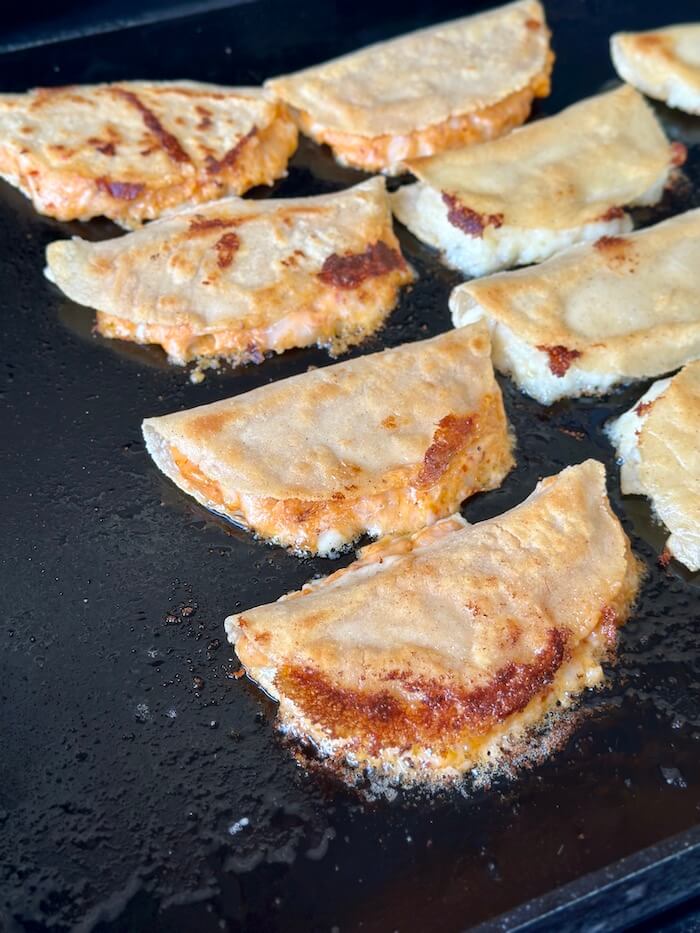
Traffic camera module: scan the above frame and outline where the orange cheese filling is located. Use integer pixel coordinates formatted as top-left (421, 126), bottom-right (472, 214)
top-left (295, 60), bottom-right (553, 173)
top-left (0, 108), bottom-right (298, 224)
top-left (95, 261), bottom-right (413, 365)
top-left (167, 394), bottom-right (513, 554)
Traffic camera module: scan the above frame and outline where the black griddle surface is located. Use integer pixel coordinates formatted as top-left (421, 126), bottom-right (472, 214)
top-left (1, 1), bottom-right (699, 930)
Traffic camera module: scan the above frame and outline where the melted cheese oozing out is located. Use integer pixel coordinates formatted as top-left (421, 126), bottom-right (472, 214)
top-left (167, 394), bottom-right (512, 556)
top-left (295, 67), bottom-right (552, 174)
top-left (97, 307), bottom-right (348, 365)
top-left (95, 268), bottom-right (407, 365)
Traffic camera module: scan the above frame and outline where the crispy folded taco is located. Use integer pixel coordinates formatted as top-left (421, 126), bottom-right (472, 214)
top-left (393, 85), bottom-right (684, 276)
top-left (266, 0), bottom-right (552, 173)
top-left (46, 177), bottom-right (413, 367)
top-left (224, 461), bottom-right (641, 784)
top-left (611, 24), bottom-right (700, 115)
top-left (0, 80), bottom-right (297, 224)
top-left (142, 324), bottom-right (514, 556)
top-left (607, 361), bottom-right (700, 572)
top-left (449, 208), bottom-right (700, 404)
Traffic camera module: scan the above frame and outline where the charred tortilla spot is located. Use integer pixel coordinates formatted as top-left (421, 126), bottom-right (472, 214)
top-left (318, 241), bottom-right (406, 289)
top-left (278, 629), bottom-right (567, 752)
top-left (525, 18), bottom-right (541, 29)
top-left (96, 141), bottom-right (116, 156)
top-left (537, 344), bottom-right (582, 377)
top-left (635, 399), bottom-right (654, 416)
top-left (48, 144), bottom-right (74, 160)
top-left (188, 216), bottom-right (238, 233)
top-left (205, 127), bottom-right (257, 174)
top-left (96, 178), bottom-right (145, 201)
top-left (214, 231), bottom-right (241, 268)
top-left (382, 415), bottom-right (397, 430)
top-left (115, 88), bottom-right (191, 165)
top-left (196, 105), bottom-right (213, 130)
top-left (595, 235), bottom-right (627, 250)
top-left (442, 193), bottom-right (504, 238)
top-left (594, 235), bottom-right (638, 272)
top-left (415, 414), bottom-right (475, 488)
top-left (597, 206), bottom-right (625, 222)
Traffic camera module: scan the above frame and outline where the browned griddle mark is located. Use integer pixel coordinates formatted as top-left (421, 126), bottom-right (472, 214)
top-left (206, 127), bottom-right (257, 174)
top-left (214, 232), bottom-right (241, 268)
top-left (525, 18), bottom-right (541, 29)
top-left (597, 206), bottom-right (625, 222)
top-left (415, 414), bottom-right (475, 488)
top-left (595, 235), bottom-right (627, 250)
top-left (278, 629), bottom-right (567, 753)
top-left (115, 88), bottom-right (190, 164)
top-left (442, 193), bottom-right (504, 238)
top-left (537, 344), bottom-right (582, 377)
top-left (188, 216), bottom-right (238, 234)
top-left (196, 105), bottom-right (213, 130)
top-left (594, 235), bottom-right (639, 272)
top-left (318, 241), bottom-right (406, 289)
top-left (96, 178), bottom-right (144, 201)
top-left (635, 399), bottom-right (654, 416)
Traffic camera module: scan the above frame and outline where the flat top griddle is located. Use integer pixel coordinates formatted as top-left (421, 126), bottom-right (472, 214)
top-left (1, 1), bottom-right (699, 931)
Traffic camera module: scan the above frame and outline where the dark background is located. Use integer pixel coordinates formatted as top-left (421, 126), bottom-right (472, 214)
top-left (1, 1), bottom-right (699, 931)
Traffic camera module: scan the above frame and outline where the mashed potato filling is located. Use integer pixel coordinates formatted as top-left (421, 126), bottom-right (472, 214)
top-left (393, 181), bottom-right (634, 278)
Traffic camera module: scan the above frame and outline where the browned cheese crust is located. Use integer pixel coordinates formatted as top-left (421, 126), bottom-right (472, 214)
top-left (225, 462), bottom-right (642, 783)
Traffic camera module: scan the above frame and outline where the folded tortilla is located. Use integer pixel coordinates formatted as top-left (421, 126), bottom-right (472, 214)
top-left (224, 461), bottom-right (641, 784)
top-left (607, 361), bottom-right (700, 571)
top-left (142, 324), bottom-right (514, 556)
top-left (266, 0), bottom-right (553, 173)
top-left (449, 208), bottom-right (700, 404)
top-left (611, 24), bottom-right (700, 115)
top-left (0, 80), bottom-right (297, 224)
top-left (392, 85), bottom-right (684, 276)
top-left (46, 177), bottom-right (413, 367)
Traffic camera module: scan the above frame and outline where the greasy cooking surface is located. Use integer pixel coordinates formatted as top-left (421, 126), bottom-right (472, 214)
top-left (1, 0), bottom-right (699, 931)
